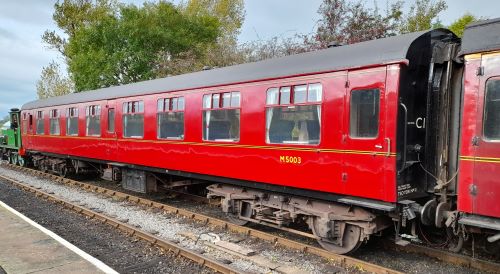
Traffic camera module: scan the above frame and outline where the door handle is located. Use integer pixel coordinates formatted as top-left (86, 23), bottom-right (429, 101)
top-left (375, 144), bottom-right (383, 149)
top-left (385, 138), bottom-right (391, 157)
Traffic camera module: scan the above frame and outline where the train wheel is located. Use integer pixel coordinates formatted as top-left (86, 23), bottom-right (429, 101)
top-left (226, 200), bottom-right (250, 226)
top-left (227, 213), bottom-right (248, 226)
top-left (16, 155), bottom-right (25, 167)
top-left (310, 217), bottom-right (362, 254)
top-left (8, 153), bottom-right (16, 165)
top-left (59, 166), bottom-right (68, 178)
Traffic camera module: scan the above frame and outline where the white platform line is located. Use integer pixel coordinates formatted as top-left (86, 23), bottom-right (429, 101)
top-left (0, 200), bottom-right (119, 274)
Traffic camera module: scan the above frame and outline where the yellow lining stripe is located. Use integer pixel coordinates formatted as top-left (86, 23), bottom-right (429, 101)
top-left (460, 155), bottom-right (500, 163)
top-left (24, 134), bottom-right (396, 157)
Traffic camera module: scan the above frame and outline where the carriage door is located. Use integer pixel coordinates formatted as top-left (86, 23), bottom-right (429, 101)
top-left (26, 112), bottom-right (34, 148)
top-left (103, 100), bottom-right (118, 160)
top-left (472, 53), bottom-right (500, 218)
top-left (342, 68), bottom-right (389, 199)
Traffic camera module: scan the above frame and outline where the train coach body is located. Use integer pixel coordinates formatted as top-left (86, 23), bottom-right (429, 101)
top-left (19, 30), bottom-right (446, 206)
top-left (457, 19), bottom-right (500, 227)
top-left (9, 19), bottom-right (500, 253)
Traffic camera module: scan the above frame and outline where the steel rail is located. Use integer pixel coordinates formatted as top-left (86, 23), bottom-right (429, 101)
top-left (4, 164), bottom-right (407, 274)
top-left (389, 242), bottom-right (500, 273)
top-left (0, 173), bottom-right (241, 274)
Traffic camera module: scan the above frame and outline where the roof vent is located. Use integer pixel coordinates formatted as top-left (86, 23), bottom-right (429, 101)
top-left (328, 42), bottom-right (344, 48)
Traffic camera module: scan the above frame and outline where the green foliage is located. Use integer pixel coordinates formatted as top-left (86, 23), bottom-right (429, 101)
top-left (181, 0), bottom-right (244, 41)
top-left (36, 61), bottom-right (74, 99)
top-left (313, 0), bottom-right (404, 47)
top-left (448, 13), bottom-right (478, 37)
top-left (42, 0), bottom-right (117, 56)
top-left (399, 0), bottom-right (447, 33)
top-left (180, 0), bottom-right (246, 67)
top-left (63, 1), bottom-right (220, 91)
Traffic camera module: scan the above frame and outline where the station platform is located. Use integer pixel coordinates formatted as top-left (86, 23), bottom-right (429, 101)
top-left (0, 201), bottom-right (116, 274)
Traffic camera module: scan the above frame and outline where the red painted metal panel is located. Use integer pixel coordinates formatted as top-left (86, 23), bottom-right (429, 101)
top-left (473, 57), bottom-right (500, 218)
top-left (341, 67), bottom-right (396, 201)
top-left (21, 67), bottom-right (400, 203)
top-left (459, 54), bottom-right (500, 218)
top-left (458, 57), bottom-right (481, 215)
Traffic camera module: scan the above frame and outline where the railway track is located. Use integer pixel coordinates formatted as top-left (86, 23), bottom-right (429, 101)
top-left (3, 163), bottom-right (499, 273)
top-left (0, 172), bottom-right (240, 274)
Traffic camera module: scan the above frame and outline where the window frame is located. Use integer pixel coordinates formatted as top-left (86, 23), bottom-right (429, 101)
top-left (49, 109), bottom-right (61, 136)
top-left (66, 107), bottom-right (79, 136)
top-left (202, 91), bottom-right (241, 142)
top-left (157, 96), bottom-right (185, 140)
top-left (482, 77), bottom-right (500, 142)
top-left (265, 83), bottom-right (323, 146)
top-left (22, 112), bottom-right (28, 134)
top-left (348, 88), bottom-right (381, 140)
top-left (107, 108), bottom-right (115, 133)
top-left (36, 110), bottom-right (45, 135)
top-left (122, 100), bottom-right (144, 139)
top-left (85, 105), bottom-right (101, 137)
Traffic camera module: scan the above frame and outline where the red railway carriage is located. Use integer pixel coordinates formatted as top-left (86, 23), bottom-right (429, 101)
top-left (21, 30), bottom-right (436, 204)
top-left (456, 19), bottom-right (500, 232)
top-left (15, 19), bottom-right (500, 253)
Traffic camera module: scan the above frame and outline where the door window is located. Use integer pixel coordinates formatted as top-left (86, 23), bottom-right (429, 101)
top-left (107, 108), bottom-right (115, 133)
top-left (349, 89), bottom-right (380, 138)
top-left (484, 79), bottom-right (500, 140)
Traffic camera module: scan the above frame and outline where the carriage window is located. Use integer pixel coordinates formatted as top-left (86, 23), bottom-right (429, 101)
top-left (22, 112), bottom-right (28, 134)
top-left (107, 108), bottom-right (115, 133)
top-left (36, 111), bottom-right (44, 135)
top-left (85, 105), bottom-right (101, 136)
top-left (202, 92), bottom-right (240, 142)
top-left (49, 109), bottom-right (60, 135)
top-left (157, 97), bottom-right (184, 140)
top-left (350, 89), bottom-right (380, 138)
top-left (123, 101), bottom-right (144, 138)
top-left (265, 83), bottom-right (322, 145)
top-left (293, 85), bottom-right (307, 104)
top-left (66, 107), bottom-right (79, 136)
top-left (484, 79), bottom-right (500, 140)
top-left (29, 114), bottom-right (33, 131)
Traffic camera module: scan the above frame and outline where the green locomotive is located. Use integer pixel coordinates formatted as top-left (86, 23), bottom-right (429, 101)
top-left (0, 108), bottom-right (25, 165)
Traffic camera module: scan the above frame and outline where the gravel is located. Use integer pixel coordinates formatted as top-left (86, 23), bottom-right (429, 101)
top-left (0, 177), bottom-right (213, 274)
top-left (0, 166), bottom-right (350, 274)
top-left (1, 165), bottom-right (487, 274)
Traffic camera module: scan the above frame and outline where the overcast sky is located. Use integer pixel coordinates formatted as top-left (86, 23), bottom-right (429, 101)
top-left (0, 0), bottom-right (498, 117)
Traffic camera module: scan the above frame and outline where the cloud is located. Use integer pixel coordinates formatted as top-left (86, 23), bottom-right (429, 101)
top-left (0, 1), bottom-right (55, 26)
top-left (0, 27), bottom-right (18, 41)
top-left (0, 1), bottom-right (61, 117)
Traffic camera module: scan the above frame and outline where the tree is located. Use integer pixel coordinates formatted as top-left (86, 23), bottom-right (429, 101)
top-left (399, 0), bottom-right (447, 33)
top-left (36, 61), bottom-right (74, 99)
top-left (42, 0), bottom-right (117, 57)
top-left (64, 2), bottom-right (220, 91)
top-left (180, 0), bottom-right (246, 67)
top-left (448, 13), bottom-right (478, 37)
top-left (238, 36), bottom-right (309, 62)
top-left (288, 0), bottom-right (404, 51)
